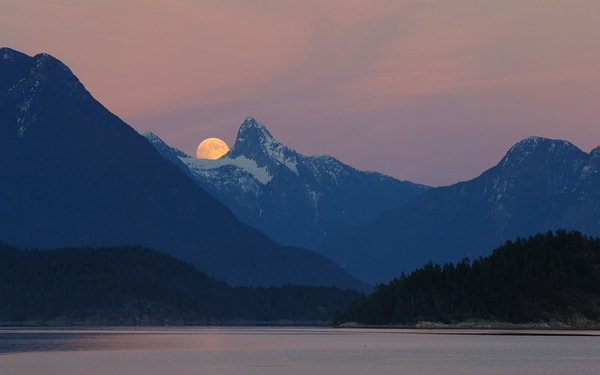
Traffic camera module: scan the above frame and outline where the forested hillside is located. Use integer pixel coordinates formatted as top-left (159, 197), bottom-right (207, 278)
top-left (335, 230), bottom-right (600, 327)
top-left (0, 244), bottom-right (361, 325)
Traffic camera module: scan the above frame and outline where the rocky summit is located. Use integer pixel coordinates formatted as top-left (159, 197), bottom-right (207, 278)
top-left (146, 117), bottom-right (428, 249)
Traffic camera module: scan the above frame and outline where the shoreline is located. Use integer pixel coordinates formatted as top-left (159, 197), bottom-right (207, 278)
top-left (2, 323), bottom-right (600, 336)
top-left (336, 318), bottom-right (600, 334)
top-left (1, 325), bottom-right (599, 338)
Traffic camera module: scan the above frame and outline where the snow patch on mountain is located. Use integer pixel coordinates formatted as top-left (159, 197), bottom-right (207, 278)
top-left (500, 136), bottom-right (583, 173)
top-left (146, 117), bottom-right (429, 249)
top-left (232, 117), bottom-right (300, 175)
top-left (262, 137), bottom-right (299, 175)
top-left (181, 155), bottom-right (273, 185)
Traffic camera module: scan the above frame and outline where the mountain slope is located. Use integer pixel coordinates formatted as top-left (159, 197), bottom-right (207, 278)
top-left (0, 47), bottom-right (366, 289)
top-left (146, 117), bottom-right (428, 249)
top-left (321, 136), bottom-right (600, 284)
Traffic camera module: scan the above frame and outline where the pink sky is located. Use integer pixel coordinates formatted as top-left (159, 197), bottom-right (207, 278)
top-left (2, 0), bottom-right (600, 186)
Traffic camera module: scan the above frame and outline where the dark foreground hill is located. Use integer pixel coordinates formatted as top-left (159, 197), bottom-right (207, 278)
top-left (335, 230), bottom-right (600, 328)
top-left (0, 47), bottom-right (366, 289)
top-left (0, 243), bottom-right (362, 325)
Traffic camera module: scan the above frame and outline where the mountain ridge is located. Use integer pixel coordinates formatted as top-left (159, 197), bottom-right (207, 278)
top-left (0, 48), bottom-right (367, 289)
top-left (320, 136), bottom-right (600, 284)
top-left (146, 117), bottom-right (429, 249)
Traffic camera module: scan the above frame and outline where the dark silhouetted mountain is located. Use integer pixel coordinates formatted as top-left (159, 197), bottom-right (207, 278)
top-left (0, 47), bottom-right (367, 289)
top-left (320, 136), bottom-right (600, 284)
top-left (146, 117), bottom-right (428, 249)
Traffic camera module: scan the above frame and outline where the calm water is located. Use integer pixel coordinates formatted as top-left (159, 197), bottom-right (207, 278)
top-left (1, 327), bottom-right (600, 374)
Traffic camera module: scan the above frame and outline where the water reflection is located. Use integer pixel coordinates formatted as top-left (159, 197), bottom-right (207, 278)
top-left (1, 328), bottom-right (600, 375)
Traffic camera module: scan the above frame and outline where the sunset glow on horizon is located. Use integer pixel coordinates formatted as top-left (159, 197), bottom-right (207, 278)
top-left (3, 0), bottom-right (599, 186)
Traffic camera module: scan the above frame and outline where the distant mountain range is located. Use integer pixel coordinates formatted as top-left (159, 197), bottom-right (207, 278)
top-left (148, 116), bottom-right (600, 286)
top-left (145, 117), bottom-right (428, 249)
top-left (320, 136), bottom-right (600, 284)
top-left (0, 47), bottom-right (367, 290)
top-left (4, 47), bottom-right (598, 291)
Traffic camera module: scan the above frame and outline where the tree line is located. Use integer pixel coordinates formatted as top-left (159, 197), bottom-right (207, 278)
top-left (335, 230), bottom-right (600, 325)
top-left (0, 243), bottom-right (361, 325)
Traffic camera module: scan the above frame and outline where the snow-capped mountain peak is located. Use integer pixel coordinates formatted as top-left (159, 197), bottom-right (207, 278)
top-left (500, 136), bottom-right (584, 169)
top-left (237, 117), bottom-right (272, 139)
top-left (228, 117), bottom-right (300, 174)
top-left (231, 117), bottom-right (277, 152)
top-left (484, 136), bottom-right (589, 204)
top-left (146, 117), bottom-right (428, 249)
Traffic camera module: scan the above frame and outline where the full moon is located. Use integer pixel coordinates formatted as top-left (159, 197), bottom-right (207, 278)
top-left (196, 138), bottom-right (229, 160)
